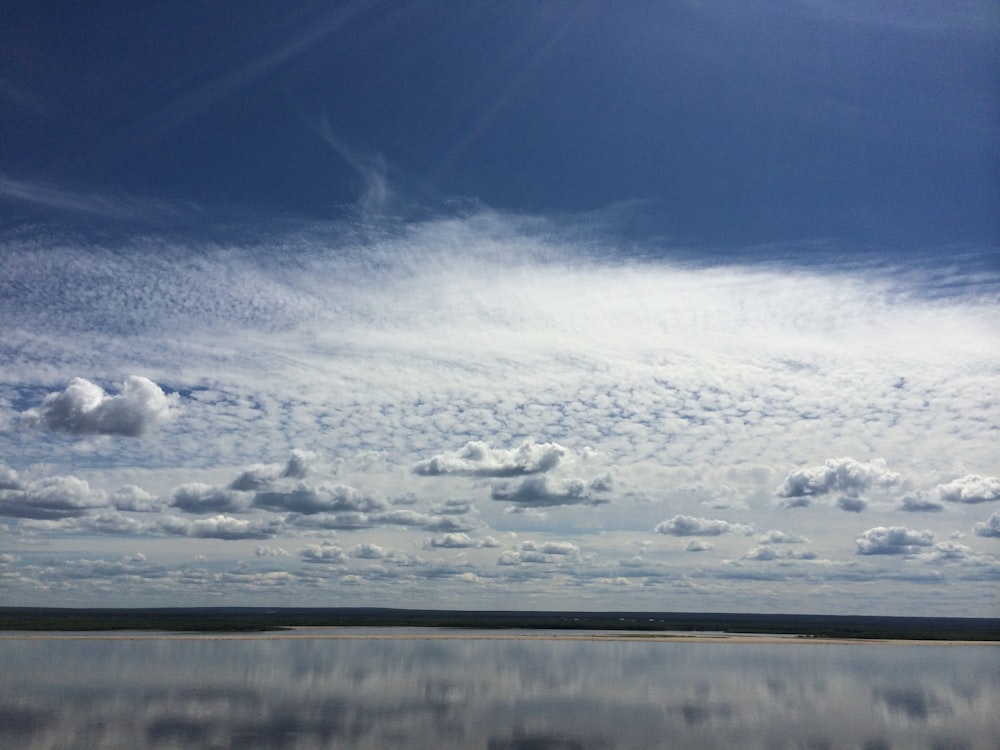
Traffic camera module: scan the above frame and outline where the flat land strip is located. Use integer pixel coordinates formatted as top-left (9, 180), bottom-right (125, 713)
top-left (1, 608), bottom-right (997, 642)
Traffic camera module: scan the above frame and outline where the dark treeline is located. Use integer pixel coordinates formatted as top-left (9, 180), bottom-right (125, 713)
top-left (1, 607), bottom-right (998, 640)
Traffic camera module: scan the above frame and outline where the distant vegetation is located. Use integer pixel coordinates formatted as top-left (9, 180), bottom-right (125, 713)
top-left (1, 608), bottom-right (997, 641)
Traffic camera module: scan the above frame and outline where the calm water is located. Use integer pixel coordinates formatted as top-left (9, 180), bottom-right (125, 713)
top-left (1, 632), bottom-right (997, 749)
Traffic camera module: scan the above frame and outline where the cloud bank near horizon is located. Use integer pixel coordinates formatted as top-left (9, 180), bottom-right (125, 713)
top-left (0, 213), bottom-right (998, 614)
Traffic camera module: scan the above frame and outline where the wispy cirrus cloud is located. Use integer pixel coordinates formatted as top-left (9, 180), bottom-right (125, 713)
top-left (0, 175), bottom-right (189, 222)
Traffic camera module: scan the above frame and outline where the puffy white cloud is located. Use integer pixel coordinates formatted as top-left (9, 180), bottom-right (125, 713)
top-left (685, 539), bottom-right (715, 552)
top-left (229, 465), bottom-right (282, 492)
top-left (27, 376), bottom-right (177, 437)
top-left (370, 508), bottom-right (431, 527)
top-left (496, 550), bottom-right (521, 565)
top-left (537, 541), bottom-right (579, 556)
top-left (655, 515), bottom-right (754, 537)
top-left (742, 547), bottom-right (818, 561)
top-left (836, 496), bottom-right (867, 513)
top-left (413, 440), bottom-right (566, 477)
top-left (429, 532), bottom-right (475, 548)
top-left (0, 474), bottom-right (107, 519)
top-left (973, 512), bottom-right (1000, 538)
top-left (300, 541), bottom-right (346, 563)
top-left (80, 511), bottom-right (146, 535)
top-left (170, 483), bottom-right (251, 514)
top-left (231, 451), bottom-right (319, 490)
top-left (855, 526), bottom-right (935, 555)
top-left (0, 464), bottom-right (20, 490)
top-left (432, 499), bottom-right (472, 515)
top-left (422, 515), bottom-right (475, 533)
top-left (935, 475), bottom-right (1000, 504)
top-left (494, 540), bottom-right (580, 565)
top-left (188, 515), bottom-right (282, 540)
top-left (110, 485), bottom-right (162, 512)
top-left (281, 449), bottom-right (317, 479)
top-left (916, 542), bottom-right (980, 562)
top-left (254, 483), bottom-right (386, 515)
top-left (352, 543), bottom-right (386, 559)
top-left (491, 476), bottom-right (610, 508)
top-left (254, 545), bottom-right (290, 557)
top-left (777, 458), bottom-right (900, 501)
top-left (757, 529), bottom-right (809, 544)
top-left (288, 512), bottom-right (371, 531)
top-left (899, 494), bottom-right (944, 513)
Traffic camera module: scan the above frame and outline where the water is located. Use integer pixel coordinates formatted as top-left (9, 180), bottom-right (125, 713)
top-left (1, 632), bottom-right (997, 749)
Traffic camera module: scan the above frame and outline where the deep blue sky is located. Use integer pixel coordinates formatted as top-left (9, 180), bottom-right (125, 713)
top-left (2, 0), bottom-right (997, 245)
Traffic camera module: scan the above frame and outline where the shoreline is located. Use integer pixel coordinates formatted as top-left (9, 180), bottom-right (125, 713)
top-left (1, 630), bottom-right (996, 646)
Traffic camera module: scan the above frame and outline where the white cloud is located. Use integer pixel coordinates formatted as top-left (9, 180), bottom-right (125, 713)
top-left (413, 440), bottom-right (566, 477)
top-left (855, 527), bottom-right (935, 555)
top-left (110, 485), bottom-right (162, 512)
top-left (300, 541), bottom-right (346, 563)
top-left (80, 511), bottom-right (146, 535)
top-left (188, 515), bottom-right (283, 540)
top-left (757, 529), bottom-right (809, 544)
top-left (429, 532), bottom-right (475, 549)
top-left (777, 458), bottom-right (900, 501)
top-left (255, 545), bottom-right (290, 557)
top-left (743, 547), bottom-right (818, 561)
top-left (935, 475), bottom-right (1000, 505)
top-left (422, 515), bottom-right (476, 533)
top-left (432, 499), bottom-right (472, 515)
top-left (497, 550), bottom-right (521, 565)
top-left (0, 474), bottom-right (107, 519)
top-left (685, 539), bottom-right (714, 552)
top-left (254, 483), bottom-right (386, 515)
top-left (0, 463), bottom-right (20, 490)
top-left (229, 464), bottom-right (283, 491)
top-left (352, 543), bottom-right (386, 559)
top-left (170, 483), bottom-right (251, 514)
top-left (836, 496), bottom-right (867, 513)
top-left (898, 494), bottom-right (945, 513)
top-left (537, 541), bottom-right (579, 556)
top-left (655, 515), bottom-right (754, 537)
top-left (25, 376), bottom-right (177, 437)
top-left (916, 542), bottom-right (979, 562)
top-left (491, 476), bottom-right (610, 508)
top-left (972, 512), bottom-right (1000, 538)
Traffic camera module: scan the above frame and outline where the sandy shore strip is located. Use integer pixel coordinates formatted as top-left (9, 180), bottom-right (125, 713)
top-left (1, 630), bottom-right (996, 645)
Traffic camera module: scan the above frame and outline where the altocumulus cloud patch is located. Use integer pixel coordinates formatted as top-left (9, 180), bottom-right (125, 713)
top-left (0, 212), bottom-right (998, 614)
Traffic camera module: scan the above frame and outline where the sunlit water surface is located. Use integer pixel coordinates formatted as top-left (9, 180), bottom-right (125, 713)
top-left (1, 631), bottom-right (997, 749)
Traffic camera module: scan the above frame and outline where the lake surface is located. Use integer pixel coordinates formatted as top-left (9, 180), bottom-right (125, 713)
top-left (1, 632), bottom-right (997, 749)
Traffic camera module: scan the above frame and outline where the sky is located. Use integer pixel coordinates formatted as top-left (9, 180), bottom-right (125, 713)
top-left (1, 1), bottom-right (998, 616)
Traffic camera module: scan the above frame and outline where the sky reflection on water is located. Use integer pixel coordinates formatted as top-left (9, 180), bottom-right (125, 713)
top-left (1, 635), bottom-right (997, 749)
